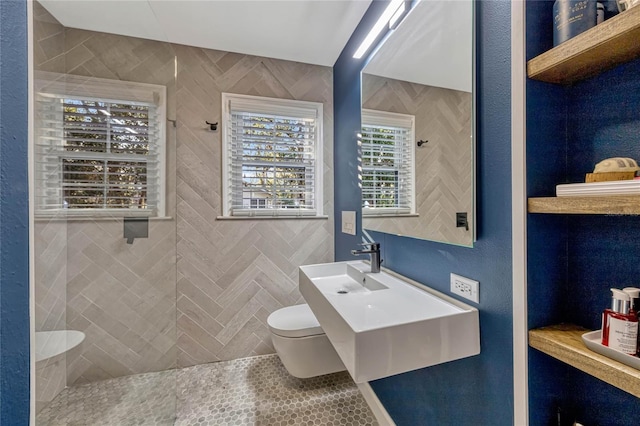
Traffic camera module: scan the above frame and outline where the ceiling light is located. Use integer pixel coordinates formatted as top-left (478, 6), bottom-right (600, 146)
top-left (353, 0), bottom-right (405, 59)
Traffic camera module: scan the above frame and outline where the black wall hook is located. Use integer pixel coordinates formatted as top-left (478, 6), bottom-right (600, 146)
top-left (417, 139), bottom-right (428, 147)
top-left (206, 121), bottom-right (218, 131)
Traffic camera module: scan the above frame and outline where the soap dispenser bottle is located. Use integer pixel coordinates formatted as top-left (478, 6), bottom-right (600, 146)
top-left (623, 287), bottom-right (640, 356)
top-left (602, 288), bottom-right (638, 355)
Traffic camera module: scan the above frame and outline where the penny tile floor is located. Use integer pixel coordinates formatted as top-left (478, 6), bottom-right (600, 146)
top-left (36, 354), bottom-right (378, 425)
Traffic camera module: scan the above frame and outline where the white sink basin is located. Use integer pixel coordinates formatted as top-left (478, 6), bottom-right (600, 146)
top-left (299, 261), bottom-right (480, 383)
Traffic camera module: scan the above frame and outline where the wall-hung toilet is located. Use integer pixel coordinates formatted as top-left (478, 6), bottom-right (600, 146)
top-left (267, 304), bottom-right (346, 378)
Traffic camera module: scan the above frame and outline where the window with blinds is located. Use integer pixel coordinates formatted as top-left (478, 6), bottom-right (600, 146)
top-left (361, 109), bottom-right (415, 216)
top-left (34, 73), bottom-right (166, 217)
top-left (222, 93), bottom-right (323, 217)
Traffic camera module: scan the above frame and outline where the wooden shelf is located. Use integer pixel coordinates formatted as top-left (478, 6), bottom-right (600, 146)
top-left (527, 6), bottom-right (640, 84)
top-left (528, 195), bottom-right (640, 215)
top-left (529, 324), bottom-right (640, 398)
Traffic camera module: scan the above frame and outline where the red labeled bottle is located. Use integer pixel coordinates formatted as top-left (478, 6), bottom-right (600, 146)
top-left (601, 288), bottom-right (638, 355)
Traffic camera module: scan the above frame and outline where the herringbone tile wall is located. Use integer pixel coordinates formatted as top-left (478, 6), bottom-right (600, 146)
top-left (362, 74), bottom-right (473, 246)
top-left (64, 219), bottom-right (178, 384)
top-left (33, 1), bottom-right (334, 391)
top-left (173, 44), bottom-right (334, 368)
top-left (34, 219), bottom-right (68, 333)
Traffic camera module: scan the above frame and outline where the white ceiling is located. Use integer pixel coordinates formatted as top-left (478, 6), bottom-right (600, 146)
top-left (364, 0), bottom-right (473, 93)
top-left (39, 0), bottom-right (372, 67)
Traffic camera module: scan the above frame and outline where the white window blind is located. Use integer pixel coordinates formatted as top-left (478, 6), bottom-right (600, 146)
top-left (34, 73), bottom-right (166, 217)
top-left (222, 93), bottom-right (323, 217)
top-left (361, 109), bottom-right (415, 216)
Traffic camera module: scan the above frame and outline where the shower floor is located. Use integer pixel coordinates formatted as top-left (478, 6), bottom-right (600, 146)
top-left (36, 354), bottom-right (378, 426)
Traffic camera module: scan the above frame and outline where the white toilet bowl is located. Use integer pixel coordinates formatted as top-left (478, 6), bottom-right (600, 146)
top-left (267, 304), bottom-right (346, 378)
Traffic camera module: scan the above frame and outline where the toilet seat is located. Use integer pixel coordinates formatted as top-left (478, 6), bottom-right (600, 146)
top-left (267, 304), bottom-right (324, 338)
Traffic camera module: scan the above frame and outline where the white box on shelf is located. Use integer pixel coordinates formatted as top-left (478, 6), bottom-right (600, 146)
top-left (556, 180), bottom-right (640, 197)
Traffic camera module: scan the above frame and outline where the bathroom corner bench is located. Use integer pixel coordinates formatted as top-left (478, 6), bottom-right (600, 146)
top-left (529, 324), bottom-right (640, 398)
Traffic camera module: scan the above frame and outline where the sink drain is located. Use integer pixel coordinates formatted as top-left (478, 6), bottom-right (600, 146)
top-left (337, 289), bottom-right (348, 294)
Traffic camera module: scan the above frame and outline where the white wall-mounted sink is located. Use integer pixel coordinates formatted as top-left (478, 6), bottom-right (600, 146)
top-left (299, 261), bottom-right (480, 383)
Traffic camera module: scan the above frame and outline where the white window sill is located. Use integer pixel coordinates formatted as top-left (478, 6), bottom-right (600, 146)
top-left (34, 215), bottom-right (173, 223)
top-left (363, 213), bottom-right (420, 218)
top-left (217, 215), bottom-right (329, 221)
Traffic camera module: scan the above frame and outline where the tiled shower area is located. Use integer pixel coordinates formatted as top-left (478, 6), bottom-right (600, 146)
top-left (32, 2), bottom-right (375, 424)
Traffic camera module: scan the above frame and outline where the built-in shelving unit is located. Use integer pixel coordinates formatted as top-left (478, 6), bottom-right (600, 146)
top-left (527, 0), bottom-right (640, 417)
top-left (528, 195), bottom-right (640, 215)
top-left (527, 6), bottom-right (640, 84)
top-left (529, 324), bottom-right (640, 398)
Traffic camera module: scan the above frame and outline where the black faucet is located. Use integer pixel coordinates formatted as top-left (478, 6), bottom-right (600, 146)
top-left (351, 242), bottom-right (381, 273)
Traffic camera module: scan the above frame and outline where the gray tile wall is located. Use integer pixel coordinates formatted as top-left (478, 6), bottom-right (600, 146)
top-left (173, 44), bottom-right (334, 367)
top-left (64, 219), bottom-right (178, 384)
top-left (362, 74), bottom-right (473, 246)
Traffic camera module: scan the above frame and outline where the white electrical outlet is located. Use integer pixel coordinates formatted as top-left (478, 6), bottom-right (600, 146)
top-left (450, 273), bottom-right (479, 303)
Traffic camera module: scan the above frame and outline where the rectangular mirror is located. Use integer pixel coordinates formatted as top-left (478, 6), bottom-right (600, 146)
top-left (361, 0), bottom-right (475, 247)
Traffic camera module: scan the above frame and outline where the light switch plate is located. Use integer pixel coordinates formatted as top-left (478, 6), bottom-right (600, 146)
top-left (341, 211), bottom-right (356, 235)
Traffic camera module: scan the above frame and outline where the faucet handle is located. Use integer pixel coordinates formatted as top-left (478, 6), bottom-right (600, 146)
top-left (359, 242), bottom-right (379, 249)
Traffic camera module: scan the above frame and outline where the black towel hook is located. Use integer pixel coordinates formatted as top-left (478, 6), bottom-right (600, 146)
top-left (206, 121), bottom-right (218, 131)
top-left (417, 139), bottom-right (428, 147)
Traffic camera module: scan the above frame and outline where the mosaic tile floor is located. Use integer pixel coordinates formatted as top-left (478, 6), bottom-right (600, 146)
top-left (36, 354), bottom-right (378, 426)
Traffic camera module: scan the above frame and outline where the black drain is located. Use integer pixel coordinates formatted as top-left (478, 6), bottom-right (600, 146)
top-left (337, 290), bottom-right (348, 294)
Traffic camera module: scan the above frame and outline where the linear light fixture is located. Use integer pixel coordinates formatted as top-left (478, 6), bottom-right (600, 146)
top-left (353, 0), bottom-right (405, 59)
top-left (388, 1), bottom-right (406, 29)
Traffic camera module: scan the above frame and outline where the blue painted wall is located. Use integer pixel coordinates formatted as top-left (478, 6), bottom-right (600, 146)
top-left (334, 1), bottom-right (514, 424)
top-left (0, 0), bottom-right (31, 424)
top-left (527, 1), bottom-right (640, 424)
top-left (333, 0), bottom-right (393, 260)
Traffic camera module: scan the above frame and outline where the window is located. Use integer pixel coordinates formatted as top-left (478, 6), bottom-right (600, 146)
top-left (34, 73), bottom-right (166, 217)
top-left (222, 93), bottom-right (323, 217)
top-left (361, 109), bottom-right (415, 216)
